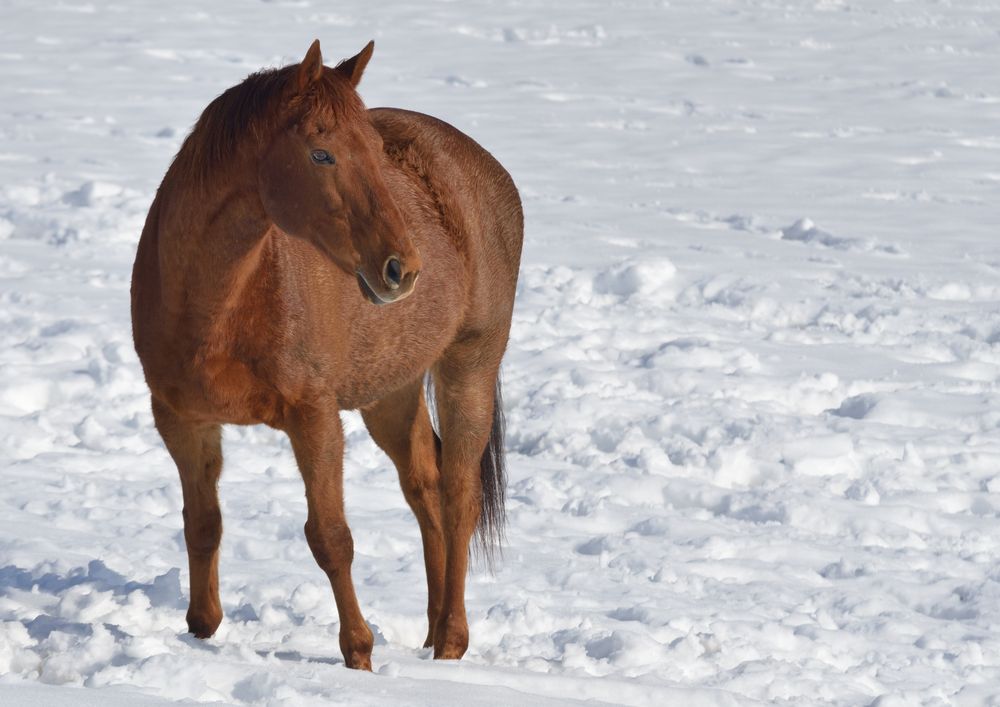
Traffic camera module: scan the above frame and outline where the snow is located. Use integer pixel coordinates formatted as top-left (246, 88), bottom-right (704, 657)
top-left (2, 0), bottom-right (1000, 704)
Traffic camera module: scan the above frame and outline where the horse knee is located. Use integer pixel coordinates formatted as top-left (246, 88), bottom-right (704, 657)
top-left (440, 474), bottom-right (479, 510)
top-left (401, 467), bottom-right (439, 506)
top-left (304, 520), bottom-right (354, 575)
top-left (182, 506), bottom-right (222, 555)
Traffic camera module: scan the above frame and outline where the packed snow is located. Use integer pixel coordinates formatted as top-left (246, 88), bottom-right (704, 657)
top-left (2, 0), bottom-right (1000, 704)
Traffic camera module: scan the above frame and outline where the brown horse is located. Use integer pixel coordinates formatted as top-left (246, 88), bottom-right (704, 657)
top-left (130, 39), bottom-right (523, 670)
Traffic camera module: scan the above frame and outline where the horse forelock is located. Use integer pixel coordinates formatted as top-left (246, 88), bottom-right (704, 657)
top-left (289, 67), bottom-right (367, 131)
top-left (170, 63), bottom-right (364, 184)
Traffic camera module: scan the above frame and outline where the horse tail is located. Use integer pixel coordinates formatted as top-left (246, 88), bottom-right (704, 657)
top-left (425, 371), bottom-right (507, 571)
top-left (475, 373), bottom-right (507, 569)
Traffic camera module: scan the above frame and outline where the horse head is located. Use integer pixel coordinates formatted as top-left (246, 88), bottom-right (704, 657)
top-left (258, 40), bottom-right (421, 305)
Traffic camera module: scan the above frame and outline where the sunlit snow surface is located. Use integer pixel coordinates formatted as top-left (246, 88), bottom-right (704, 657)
top-left (2, 1), bottom-right (1000, 704)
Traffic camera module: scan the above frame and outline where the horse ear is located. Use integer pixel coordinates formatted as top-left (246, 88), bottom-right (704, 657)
top-left (297, 39), bottom-right (325, 92)
top-left (335, 40), bottom-right (375, 88)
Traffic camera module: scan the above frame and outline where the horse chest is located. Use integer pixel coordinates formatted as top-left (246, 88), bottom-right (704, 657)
top-left (334, 295), bottom-right (462, 410)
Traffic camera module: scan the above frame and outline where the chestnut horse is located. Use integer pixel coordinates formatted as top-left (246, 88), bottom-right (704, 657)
top-left (130, 40), bottom-right (523, 669)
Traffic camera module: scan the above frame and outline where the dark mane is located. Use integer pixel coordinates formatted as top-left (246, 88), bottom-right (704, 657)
top-left (170, 63), bottom-right (360, 185)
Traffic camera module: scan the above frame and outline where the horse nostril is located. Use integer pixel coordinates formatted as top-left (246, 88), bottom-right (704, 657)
top-left (383, 256), bottom-right (403, 290)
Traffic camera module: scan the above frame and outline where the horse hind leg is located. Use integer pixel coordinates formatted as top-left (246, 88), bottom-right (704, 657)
top-left (432, 342), bottom-right (506, 660)
top-left (151, 398), bottom-right (224, 639)
top-left (361, 378), bottom-right (445, 649)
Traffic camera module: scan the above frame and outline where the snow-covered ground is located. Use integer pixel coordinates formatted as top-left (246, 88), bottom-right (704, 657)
top-left (2, 0), bottom-right (1000, 704)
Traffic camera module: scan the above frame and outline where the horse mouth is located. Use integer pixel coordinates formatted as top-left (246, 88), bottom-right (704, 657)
top-left (356, 269), bottom-right (418, 305)
top-left (357, 272), bottom-right (389, 305)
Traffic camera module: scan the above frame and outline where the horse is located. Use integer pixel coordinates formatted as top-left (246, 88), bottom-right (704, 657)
top-left (130, 39), bottom-right (523, 670)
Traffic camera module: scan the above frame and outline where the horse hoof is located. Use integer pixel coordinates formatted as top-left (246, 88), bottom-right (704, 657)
top-left (340, 624), bottom-right (374, 671)
top-left (433, 642), bottom-right (467, 660)
top-left (188, 619), bottom-right (219, 639)
top-left (186, 606), bottom-right (222, 639)
top-left (345, 653), bottom-right (373, 671)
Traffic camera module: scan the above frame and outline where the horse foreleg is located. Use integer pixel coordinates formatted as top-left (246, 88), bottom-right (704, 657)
top-left (361, 378), bottom-right (445, 648)
top-left (286, 403), bottom-right (373, 670)
top-left (432, 354), bottom-right (500, 660)
top-left (151, 398), bottom-right (224, 639)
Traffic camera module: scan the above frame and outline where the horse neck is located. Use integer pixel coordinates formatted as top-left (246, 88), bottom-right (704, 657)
top-left (158, 158), bottom-right (276, 317)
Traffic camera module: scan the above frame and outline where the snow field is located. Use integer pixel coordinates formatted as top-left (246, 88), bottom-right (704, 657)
top-left (2, 0), bottom-right (1000, 704)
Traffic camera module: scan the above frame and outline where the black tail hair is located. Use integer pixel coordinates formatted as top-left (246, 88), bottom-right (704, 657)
top-left (425, 372), bottom-right (507, 571)
top-left (476, 374), bottom-right (507, 569)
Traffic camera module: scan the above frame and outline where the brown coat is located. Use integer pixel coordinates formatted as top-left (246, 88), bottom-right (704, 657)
top-left (131, 40), bottom-right (523, 668)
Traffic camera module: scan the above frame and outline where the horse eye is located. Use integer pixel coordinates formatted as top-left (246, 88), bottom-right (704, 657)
top-left (311, 149), bottom-right (334, 165)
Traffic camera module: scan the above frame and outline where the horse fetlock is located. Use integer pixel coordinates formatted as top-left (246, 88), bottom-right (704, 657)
top-left (422, 602), bottom-right (444, 648)
top-left (182, 507), bottom-right (222, 554)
